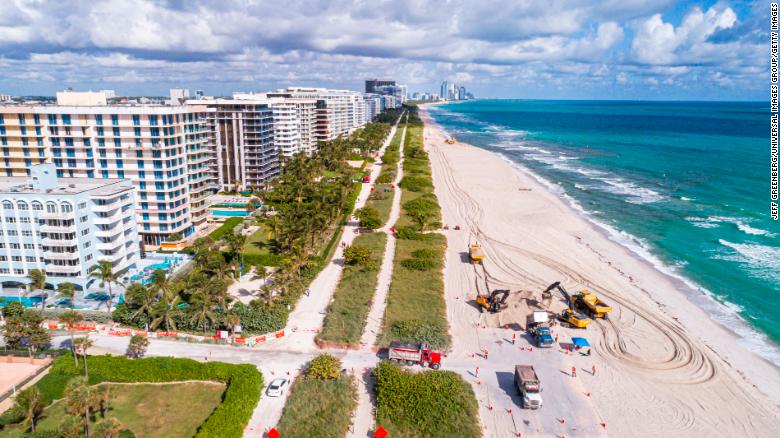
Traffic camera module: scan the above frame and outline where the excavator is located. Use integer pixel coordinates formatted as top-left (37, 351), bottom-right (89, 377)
top-left (543, 282), bottom-right (591, 329)
top-left (475, 289), bottom-right (510, 313)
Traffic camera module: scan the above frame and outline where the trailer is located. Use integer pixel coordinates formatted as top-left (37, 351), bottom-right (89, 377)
top-left (388, 341), bottom-right (442, 369)
top-left (514, 365), bottom-right (543, 409)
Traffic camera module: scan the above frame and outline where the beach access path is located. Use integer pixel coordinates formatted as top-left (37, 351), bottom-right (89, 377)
top-left (420, 105), bottom-right (780, 437)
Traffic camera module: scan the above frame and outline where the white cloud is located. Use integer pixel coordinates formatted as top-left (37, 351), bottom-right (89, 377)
top-left (632, 6), bottom-right (738, 65)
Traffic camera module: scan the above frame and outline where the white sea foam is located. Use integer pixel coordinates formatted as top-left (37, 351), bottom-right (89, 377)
top-left (494, 152), bottom-right (780, 366)
top-left (680, 196), bottom-right (693, 201)
top-left (688, 216), bottom-right (777, 237)
top-left (716, 240), bottom-right (780, 283)
top-left (736, 222), bottom-right (777, 237)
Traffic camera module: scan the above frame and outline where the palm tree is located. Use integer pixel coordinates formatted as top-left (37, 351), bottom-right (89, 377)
top-left (151, 293), bottom-right (180, 332)
top-left (148, 269), bottom-right (171, 300)
top-left (94, 417), bottom-right (122, 438)
top-left (13, 387), bottom-right (43, 433)
top-left (27, 269), bottom-right (47, 311)
top-left (64, 376), bottom-right (92, 437)
top-left (125, 283), bottom-right (155, 325)
top-left (233, 179), bottom-right (242, 193)
top-left (225, 232), bottom-right (246, 278)
top-left (127, 334), bottom-right (150, 359)
top-left (73, 336), bottom-right (93, 378)
top-left (189, 290), bottom-right (217, 334)
top-left (59, 310), bottom-right (83, 367)
top-left (56, 282), bottom-right (76, 308)
top-left (90, 261), bottom-right (118, 315)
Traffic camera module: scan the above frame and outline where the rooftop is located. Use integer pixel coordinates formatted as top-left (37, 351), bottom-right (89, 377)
top-left (0, 176), bottom-right (132, 197)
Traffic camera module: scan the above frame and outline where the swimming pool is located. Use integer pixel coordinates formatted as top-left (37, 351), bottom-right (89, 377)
top-left (213, 203), bottom-right (262, 208)
top-left (0, 296), bottom-right (41, 307)
top-left (211, 210), bottom-right (249, 217)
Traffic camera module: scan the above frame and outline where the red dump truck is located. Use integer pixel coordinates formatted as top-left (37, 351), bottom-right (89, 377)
top-left (388, 341), bottom-right (442, 369)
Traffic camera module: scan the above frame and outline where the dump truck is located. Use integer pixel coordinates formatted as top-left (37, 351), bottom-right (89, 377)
top-left (388, 341), bottom-right (442, 369)
top-left (475, 289), bottom-right (510, 313)
top-left (573, 290), bottom-right (612, 319)
top-left (514, 365), bottom-right (543, 409)
top-left (469, 243), bottom-right (485, 264)
top-left (559, 309), bottom-right (590, 329)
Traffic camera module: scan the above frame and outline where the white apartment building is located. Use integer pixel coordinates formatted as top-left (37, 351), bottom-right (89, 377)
top-left (273, 88), bottom-right (366, 142)
top-left (197, 98), bottom-right (277, 191)
top-left (0, 164), bottom-right (139, 292)
top-left (0, 95), bottom-right (218, 247)
top-left (364, 94), bottom-right (382, 122)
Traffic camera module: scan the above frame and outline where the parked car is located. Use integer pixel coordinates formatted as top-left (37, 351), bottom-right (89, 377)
top-left (266, 377), bottom-right (289, 397)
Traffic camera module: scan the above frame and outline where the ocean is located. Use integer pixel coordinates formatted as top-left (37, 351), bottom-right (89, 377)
top-left (428, 100), bottom-right (780, 365)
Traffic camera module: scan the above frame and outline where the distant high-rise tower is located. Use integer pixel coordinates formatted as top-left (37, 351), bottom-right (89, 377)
top-left (365, 79), bottom-right (396, 94)
top-left (458, 86), bottom-right (466, 100)
top-left (440, 81), bottom-right (448, 100)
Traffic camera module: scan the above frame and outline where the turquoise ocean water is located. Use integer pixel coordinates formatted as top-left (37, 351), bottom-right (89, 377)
top-left (428, 100), bottom-right (780, 365)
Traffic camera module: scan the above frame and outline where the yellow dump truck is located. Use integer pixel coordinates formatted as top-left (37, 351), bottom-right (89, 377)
top-left (469, 243), bottom-right (485, 264)
top-left (574, 290), bottom-right (612, 319)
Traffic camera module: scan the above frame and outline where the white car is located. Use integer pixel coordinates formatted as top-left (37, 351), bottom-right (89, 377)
top-left (266, 377), bottom-right (289, 397)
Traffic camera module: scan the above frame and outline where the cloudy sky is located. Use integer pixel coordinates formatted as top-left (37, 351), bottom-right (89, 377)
top-left (0, 0), bottom-right (767, 100)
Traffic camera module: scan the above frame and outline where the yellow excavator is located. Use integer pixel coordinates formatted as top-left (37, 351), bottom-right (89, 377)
top-left (544, 281), bottom-right (592, 329)
top-left (445, 136), bottom-right (456, 144)
top-left (475, 289), bottom-right (510, 313)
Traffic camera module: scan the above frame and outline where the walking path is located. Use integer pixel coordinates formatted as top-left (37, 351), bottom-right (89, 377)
top-left (243, 118), bottom-right (402, 436)
top-left (349, 122), bottom-right (406, 438)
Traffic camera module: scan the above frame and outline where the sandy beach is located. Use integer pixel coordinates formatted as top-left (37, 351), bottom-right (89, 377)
top-left (421, 105), bottom-right (780, 436)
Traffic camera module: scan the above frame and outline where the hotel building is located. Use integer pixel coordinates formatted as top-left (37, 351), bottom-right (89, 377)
top-left (0, 164), bottom-right (139, 292)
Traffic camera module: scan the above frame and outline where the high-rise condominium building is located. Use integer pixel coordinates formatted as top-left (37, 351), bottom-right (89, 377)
top-left (0, 94), bottom-right (217, 246)
top-left (199, 98), bottom-right (276, 192)
top-left (365, 79), bottom-right (396, 94)
top-left (273, 88), bottom-right (366, 142)
top-left (0, 164), bottom-right (140, 291)
top-left (364, 94), bottom-right (382, 122)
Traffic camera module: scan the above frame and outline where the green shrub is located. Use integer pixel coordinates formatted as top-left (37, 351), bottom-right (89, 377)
top-left (344, 245), bottom-right (372, 266)
top-left (394, 226), bottom-right (428, 241)
top-left (373, 362), bottom-right (479, 438)
top-left (376, 172), bottom-right (394, 184)
top-left (306, 354), bottom-right (342, 380)
top-left (411, 248), bottom-right (438, 259)
top-left (400, 258), bottom-right (437, 271)
top-left (355, 207), bottom-right (382, 230)
top-left (209, 218), bottom-right (243, 241)
top-left (390, 319), bottom-right (449, 350)
top-left (43, 309), bottom-right (114, 324)
top-left (399, 176), bottom-right (432, 192)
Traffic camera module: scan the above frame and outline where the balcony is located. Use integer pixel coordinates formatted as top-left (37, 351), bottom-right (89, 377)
top-left (40, 238), bottom-right (78, 247)
top-left (43, 250), bottom-right (79, 261)
top-left (39, 211), bottom-right (73, 220)
top-left (40, 223), bottom-right (76, 233)
top-left (44, 264), bottom-right (82, 274)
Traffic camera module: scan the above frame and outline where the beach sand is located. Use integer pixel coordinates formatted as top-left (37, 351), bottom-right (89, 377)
top-left (421, 106), bottom-right (780, 436)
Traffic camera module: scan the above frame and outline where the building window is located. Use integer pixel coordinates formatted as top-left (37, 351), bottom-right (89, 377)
top-left (84, 241), bottom-right (91, 248)
top-left (14, 269), bottom-right (23, 275)
top-left (32, 202), bottom-right (42, 211)
top-left (23, 243), bottom-right (33, 249)
top-left (78, 202), bottom-right (86, 209)
top-left (20, 217), bottom-right (29, 223)
top-left (17, 201), bottom-right (28, 210)
top-left (80, 216), bottom-right (88, 223)
top-left (61, 203), bottom-right (73, 213)
top-left (85, 254), bottom-right (92, 261)
top-left (5, 217), bottom-right (16, 223)
top-left (8, 230), bottom-right (17, 236)
top-left (81, 229), bottom-right (89, 236)
top-left (3, 200), bottom-right (12, 210)
top-left (26, 256), bottom-right (35, 262)
top-left (22, 230), bottom-right (32, 237)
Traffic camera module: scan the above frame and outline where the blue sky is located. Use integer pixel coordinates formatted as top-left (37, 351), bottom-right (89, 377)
top-left (0, 0), bottom-right (768, 100)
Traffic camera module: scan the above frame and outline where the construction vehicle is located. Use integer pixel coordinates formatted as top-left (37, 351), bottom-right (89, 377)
top-left (388, 341), bottom-right (442, 369)
top-left (531, 326), bottom-right (554, 348)
top-left (514, 365), bottom-right (543, 409)
top-left (475, 289), bottom-right (510, 313)
top-left (559, 309), bottom-right (590, 329)
top-left (469, 243), bottom-right (484, 264)
top-left (539, 281), bottom-right (592, 328)
top-left (445, 136), bottom-right (456, 144)
top-left (573, 290), bottom-right (612, 319)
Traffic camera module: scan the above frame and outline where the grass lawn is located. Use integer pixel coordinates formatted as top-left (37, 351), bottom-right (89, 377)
top-left (242, 224), bottom-right (282, 267)
top-left (208, 217), bottom-right (244, 241)
top-left (318, 232), bottom-right (387, 345)
top-left (1, 382), bottom-right (225, 438)
top-left (276, 375), bottom-right (357, 438)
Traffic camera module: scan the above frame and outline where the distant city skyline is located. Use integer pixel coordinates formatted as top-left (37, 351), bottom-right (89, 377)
top-left (0, 1), bottom-right (767, 101)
